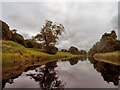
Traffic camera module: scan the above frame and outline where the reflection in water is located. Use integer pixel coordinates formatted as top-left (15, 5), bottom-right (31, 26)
top-left (2, 73), bottom-right (22, 89)
top-left (68, 57), bottom-right (86, 65)
top-left (89, 57), bottom-right (120, 86)
top-left (26, 61), bottom-right (65, 89)
top-left (68, 59), bottom-right (78, 65)
top-left (2, 56), bottom-right (119, 89)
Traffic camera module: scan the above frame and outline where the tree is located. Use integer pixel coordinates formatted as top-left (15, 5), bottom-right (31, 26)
top-left (79, 50), bottom-right (87, 55)
top-left (88, 30), bottom-right (120, 56)
top-left (69, 46), bottom-right (79, 54)
top-left (34, 20), bottom-right (65, 54)
top-left (1, 20), bottom-right (13, 40)
top-left (24, 39), bottom-right (43, 49)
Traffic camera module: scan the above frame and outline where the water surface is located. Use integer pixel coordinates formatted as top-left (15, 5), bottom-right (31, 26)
top-left (3, 58), bottom-right (120, 89)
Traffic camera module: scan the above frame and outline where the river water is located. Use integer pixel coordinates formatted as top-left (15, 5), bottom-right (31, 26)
top-left (3, 58), bottom-right (120, 89)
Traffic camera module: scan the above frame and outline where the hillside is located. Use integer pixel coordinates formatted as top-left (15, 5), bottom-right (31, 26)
top-left (2, 40), bottom-right (80, 80)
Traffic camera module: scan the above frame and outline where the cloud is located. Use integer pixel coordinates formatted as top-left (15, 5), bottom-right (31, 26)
top-left (2, 2), bottom-right (118, 51)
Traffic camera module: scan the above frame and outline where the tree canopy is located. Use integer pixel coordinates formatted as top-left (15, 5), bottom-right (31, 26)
top-left (34, 20), bottom-right (65, 54)
top-left (88, 30), bottom-right (120, 56)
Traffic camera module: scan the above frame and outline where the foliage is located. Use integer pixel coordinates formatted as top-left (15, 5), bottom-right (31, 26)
top-left (46, 46), bottom-right (58, 54)
top-left (2, 40), bottom-right (80, 81)
top-left (0, 20), bottom-right (27, 47)
top-left (61, 49), bottom-right (68, 52)
top-left (12, 33), bottom-right (26, 46)
top-left (0, 20), bottom-right (13, 40)
top-left (88, 30), bottom-right (120, 56)
top-left (79, 50), bottom-right (87, 55)
top-left (24, 39), bottom-right (43, 49)
top-left (34, 20), bottom-right (65, 54)
top-left (69, 46), bottom-right (87, 55)
top-left (94, 51), bottom-right (120, 65)
top-left (69, 46), bottom-right (79, 54)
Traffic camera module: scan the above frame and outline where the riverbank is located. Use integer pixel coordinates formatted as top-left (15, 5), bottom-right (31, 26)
top-left (1, 40), bottom-right (81, 80)
top-left (94, 51), bottom-right (120, 65)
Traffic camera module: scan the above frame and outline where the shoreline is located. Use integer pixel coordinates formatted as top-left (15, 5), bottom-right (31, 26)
top-left (94, 51), bottom-right (120, 65)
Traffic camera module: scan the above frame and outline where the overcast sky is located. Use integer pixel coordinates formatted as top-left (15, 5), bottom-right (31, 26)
top-left (1, 2), bottom-right (118, 51)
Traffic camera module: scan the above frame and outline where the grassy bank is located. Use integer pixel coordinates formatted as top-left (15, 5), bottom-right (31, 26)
top-left (94, 51), bottom-right (120, 65)
top-left (1, 40), bottom-right (81, 80)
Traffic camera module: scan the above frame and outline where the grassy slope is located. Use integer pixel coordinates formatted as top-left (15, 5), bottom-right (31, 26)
top-left (94, 51), bottom-right (120, 65)
top-left (1, 40), bottom-right (80, 80)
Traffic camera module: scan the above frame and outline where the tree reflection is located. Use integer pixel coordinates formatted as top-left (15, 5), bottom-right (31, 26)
top-left (68, 57), bottom-right (87, 65)
top-left (27, 61), bottom-right (65, 90)
top-left (89, 57), bottom-right (120, 86)
top-left (68, 59), bottom-right (78, 65)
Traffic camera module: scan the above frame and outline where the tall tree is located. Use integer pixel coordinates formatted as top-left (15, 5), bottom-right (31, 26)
top-left (35, 20), bottom-right (65, 54)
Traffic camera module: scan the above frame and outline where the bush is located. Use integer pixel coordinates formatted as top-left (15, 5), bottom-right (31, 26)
top-left (12, 33), bottom-right (26, 47)
top-left (69, 46), bottom-right (78, 54)
top-left (46, 46), bottom-right (58, 54)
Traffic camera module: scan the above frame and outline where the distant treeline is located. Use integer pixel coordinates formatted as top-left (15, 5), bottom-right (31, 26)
top-left (68, 46), bottom-right (87, 55)
top-left (88, 30), bottom-right (120, 56)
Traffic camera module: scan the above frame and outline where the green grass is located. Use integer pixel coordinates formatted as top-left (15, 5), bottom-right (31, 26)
top-left (2, 40), bottom-right (81, 80)
top-left (94, 51), bottom-right (120, 65)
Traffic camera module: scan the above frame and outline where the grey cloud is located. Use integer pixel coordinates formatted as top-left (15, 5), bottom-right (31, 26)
top-left (20, 32), bottom-right (30, 39)
top-left (2, 2), bottom-right (118, 51)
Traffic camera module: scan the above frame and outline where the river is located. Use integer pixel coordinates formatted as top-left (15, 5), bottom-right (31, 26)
top-left (2, 57), bottom-right (120, 89)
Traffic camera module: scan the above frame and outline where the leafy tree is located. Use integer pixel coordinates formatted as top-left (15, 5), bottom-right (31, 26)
top-left (69, 46), bottom-right (79, 54)
top-left (88, 30), bottom-right (120, 56)
top-left (34, 20), bottom-right (65, 54)
top-left (79, 50), bottom-right (87, 55)
top-left (24, 39), bottom-right (43, 49)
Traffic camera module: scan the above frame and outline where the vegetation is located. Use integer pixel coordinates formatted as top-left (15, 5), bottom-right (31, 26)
top-left (94, 51), bottom-right (120, 65)
top-left (34, 20), bottom-right (65, 54)
top-left (1, 19), bottom-right (120, 88)
top-left (69, 46), bottom-right (87, 55)
top-left (24, 39), bottom-right (43, 49)
top-left (2, 40), bottom-right (80, 80)
top-left (0, 20), bottom-right (26, 46)
top-left (0, 20), bottom-right (13, 40)
top-left (69, 46), bottom-right (79, 54)
top-left (88, 30), bottom-right (120, 56)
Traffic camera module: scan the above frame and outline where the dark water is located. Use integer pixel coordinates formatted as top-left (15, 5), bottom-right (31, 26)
top-left (3, 58), bottom-right (120, 89)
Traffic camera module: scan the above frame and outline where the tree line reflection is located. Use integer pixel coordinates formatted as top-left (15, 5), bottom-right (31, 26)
top-left (89, 57), bottom-right (120, 86)
top-left (2, 56), bottom-right (120, 89)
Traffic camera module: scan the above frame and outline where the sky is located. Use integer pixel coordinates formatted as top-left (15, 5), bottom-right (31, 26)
top-left (1, 1), bottom-right (118, 51)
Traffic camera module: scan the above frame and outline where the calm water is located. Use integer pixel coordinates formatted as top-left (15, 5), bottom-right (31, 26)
top-left (3, 58), bottom-right (120, 89)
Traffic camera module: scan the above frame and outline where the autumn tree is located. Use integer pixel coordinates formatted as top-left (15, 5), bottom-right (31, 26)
top-left (34, 20), bottom-right (65, 54)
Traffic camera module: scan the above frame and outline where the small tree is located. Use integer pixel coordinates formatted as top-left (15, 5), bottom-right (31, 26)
top-left (35, 20), bottom-right (65, 54)
top-left (69, 46), bottom-right (79, 54)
